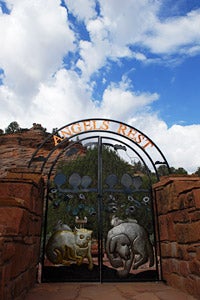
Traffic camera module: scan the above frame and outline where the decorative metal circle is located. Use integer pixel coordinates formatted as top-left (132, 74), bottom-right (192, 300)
top-left (111, 206), bottom-right (118, 213)
top-left (69, 173), bottom-right (81, 188)
top-left (79, 193), bottom-right (86, 200)
top-left (105, 174), bottom-right (118, 187)
top-left (121, 173), bottom-right (132, 188)
top-left (49, 187), bottom-right (57, 193)
top-left (143, 196), bottom-right (150, 204)
top-left (81, 175), bottom-right (92, 188)
top-left (128, 195), bottom-right (134, 202)
top-left (54, 173), bottom-right (66, 186)
top-left (132, 176), bottom-right (142, 189)
top-left (128, 206), bottom-right (136, 213)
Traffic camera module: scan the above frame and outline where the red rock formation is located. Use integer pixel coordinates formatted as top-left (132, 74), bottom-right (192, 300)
top-left (0, 125), bottom-right (86, 179)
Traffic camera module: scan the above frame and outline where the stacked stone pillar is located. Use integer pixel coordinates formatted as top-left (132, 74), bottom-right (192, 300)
top-left (0, 169), bottom-right (44, 300)
top-left (153, 176), bottom-right (200, 299)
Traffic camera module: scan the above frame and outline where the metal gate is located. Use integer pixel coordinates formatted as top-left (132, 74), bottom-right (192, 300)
top-left (29, 119), bottom-right (170, 283)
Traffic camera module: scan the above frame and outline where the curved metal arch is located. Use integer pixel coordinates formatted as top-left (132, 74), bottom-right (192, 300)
top-left (28, 118), bottom-right (170, 178)
top-left (41, 128), bottom-right (159, 174)
top-left (41, 128), bottom-right (164, 180)
top-left (54, 118), bottom-right (169, 167)
top-left (46, 134), bottom-right (156, 184)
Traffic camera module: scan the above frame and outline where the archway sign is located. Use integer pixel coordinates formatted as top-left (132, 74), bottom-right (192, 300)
top-left (28, 118), bottom-right (170, 283)
top-left (29, 118), bottom-right (170, 178)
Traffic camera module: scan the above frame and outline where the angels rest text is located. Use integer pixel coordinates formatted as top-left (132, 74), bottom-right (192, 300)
top-left (53, 120), bottom-right (154, 150)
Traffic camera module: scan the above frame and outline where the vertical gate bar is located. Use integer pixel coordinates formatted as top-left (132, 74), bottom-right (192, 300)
top-left (97, 136), bottom-right (103, 282)
top-left (149, 187), bottom-right (160, 281)
top-left (153, 187), bottom-right (163, 281)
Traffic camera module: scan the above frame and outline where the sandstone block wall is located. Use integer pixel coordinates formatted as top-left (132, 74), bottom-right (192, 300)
top-left (0, 170), bottom-right (44, 300)
top-left (153, 176), bottom-right (200, 299)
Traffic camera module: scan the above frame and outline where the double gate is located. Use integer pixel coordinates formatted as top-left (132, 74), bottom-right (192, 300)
top-left (29, 119), bottom-right (170, 283)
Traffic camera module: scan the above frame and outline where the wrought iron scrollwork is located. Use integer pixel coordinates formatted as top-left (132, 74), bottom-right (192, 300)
top-left (49, 172), bottom-right (97, 217)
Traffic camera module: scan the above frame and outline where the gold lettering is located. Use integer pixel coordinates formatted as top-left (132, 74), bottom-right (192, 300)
top-left (142, 140), bottom-right (154, 149)
top-left (53, 135), bottom-right (64, 146)
top-left (92, 120), bottom-right (97, 130)
top-left (117, 124), bottom-right (127, 136)
top-left (61, 126), bottom-right (72, 137)
top-left (71, 123), bottom-right (82, 134)
top-left (127, 128), bottom-right (137, 140)
top-left (136, 134), bottom-right (145, 144)
top-left (53, 120), bottom-right (155, 150)
top-left (83, 121), bottom-right (93, 131)
top-left (100, 120), bottom-right (110, 130)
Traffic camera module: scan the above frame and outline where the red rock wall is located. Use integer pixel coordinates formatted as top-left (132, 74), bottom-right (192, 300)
top-left (153, 176), bottom-right (200, 299)
top-left (0, 129), bottom-right (54, 178)
top-left (0, 170), bottom-right (44, 300)
top-left (0, 129), bottom-right (85, 180)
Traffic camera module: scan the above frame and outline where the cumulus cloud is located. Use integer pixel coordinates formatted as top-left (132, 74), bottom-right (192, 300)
top-left (100, 80), bottom-right (159, 120)
top-left (64, 0), bottom-right (97, 22)
top-left (0, 0), bottom-right (75, 99)
top-left (128, 115), bottom-right (200, 173)
top-left (74, 0), bottom-right (158, 77)
top-left (72, 0), bottom-right (200, 77)
top-left (26, 68), bottom-right (95, 127)
top-left (24, 70), bottom-right (158, 130)
top-left (155, 124), bottom-right (200, 173)
top-left (143, 9), bottom-right (200, 54)
top-left (0, 0), bottom-right (200, 173)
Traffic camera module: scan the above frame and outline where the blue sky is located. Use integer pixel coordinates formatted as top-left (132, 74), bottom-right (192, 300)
top-left (0, 0), bottom-right (200, 173)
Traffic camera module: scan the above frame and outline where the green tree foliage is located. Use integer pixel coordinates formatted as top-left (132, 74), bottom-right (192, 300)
top-left (157, 165), bottom-right (169, 176)
top-left (170, 167), bottom-right (188, 174)
top-left (131, 160), bottom-right (147, 174)
top-left (157, 165), bottom-right (188, 177)
top-left (5, 121), bottom-right (20, 134)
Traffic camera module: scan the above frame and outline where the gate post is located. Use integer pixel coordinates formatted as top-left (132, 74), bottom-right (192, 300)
top-left (0, 168), bottom-right (44, 300)
top-left (153, 175), bottom-right (200, 298)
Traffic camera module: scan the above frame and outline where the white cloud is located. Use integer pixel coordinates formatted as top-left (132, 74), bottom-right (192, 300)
top-left (0, 0), bottom-right (75, 98)
top-left (71, 1), bottom-right (200, 78)
top-left (100, 80), bottom-right (159, 120)
top-left (0, 0), bottom-right (200, 173)
top-left (74, 0), bottom-right (158, 77)
top-left (64, 0), bottom-right (97, 22)
top-left (128, 115), bottom-right (200, 173)
top-left (22, 70), bottom-right (159, 131)
top-left (76, 39), bottom-right (110, 80)
top-left (155, 124), bottom-right (200, 173)
top-left (144, 9), bottom-right (200, 54)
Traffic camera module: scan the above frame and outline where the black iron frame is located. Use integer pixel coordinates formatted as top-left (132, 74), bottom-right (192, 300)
top-left (28, 118), bottom-right (170, 283)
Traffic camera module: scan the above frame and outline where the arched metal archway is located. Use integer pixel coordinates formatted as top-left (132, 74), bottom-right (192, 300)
top-left (29, 118), bottom-right (170, 283)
